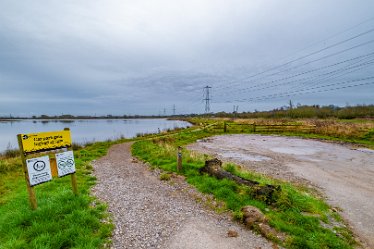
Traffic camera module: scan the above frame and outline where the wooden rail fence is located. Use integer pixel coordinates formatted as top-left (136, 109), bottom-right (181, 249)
top-left (202, 122), bottom-right (316, 134)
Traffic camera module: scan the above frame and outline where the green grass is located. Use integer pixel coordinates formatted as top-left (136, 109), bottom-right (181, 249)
top-left (0, 120), bottom-right (366, 249)
top-left (0, 141), bottom-right (118, 249)
top-left (132, 129), bottom-right (356, 249)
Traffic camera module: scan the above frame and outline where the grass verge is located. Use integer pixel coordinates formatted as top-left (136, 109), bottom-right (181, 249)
top-left (132, 128), bottom-right (357, 249)
top-left (0, 141), bottom-right (118, 249)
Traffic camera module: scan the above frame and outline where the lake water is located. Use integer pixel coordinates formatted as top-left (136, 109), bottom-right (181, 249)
top-left (0, 119), bottom-right (191, 152)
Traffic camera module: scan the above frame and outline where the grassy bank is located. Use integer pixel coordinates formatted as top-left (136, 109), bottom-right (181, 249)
top-left (0, 140), bottom-right (120, 249)
top-left (132, 128), bottom-right (356, 249)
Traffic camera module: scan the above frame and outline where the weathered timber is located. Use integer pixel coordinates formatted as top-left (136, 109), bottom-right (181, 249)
top-left (200, 158), bottom-right (258, 186)
top-left (200, 158), bottom-right (281, 204)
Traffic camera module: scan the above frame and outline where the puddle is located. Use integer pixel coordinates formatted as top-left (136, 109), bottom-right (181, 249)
top-left (219, 151), bottom-right (271, 162)
top-left (197, 138), bottom-right (213, 143)
top-left (356, 148), bottom-right (374, 154)
top-left (270, 147), bottom-right (319, 155)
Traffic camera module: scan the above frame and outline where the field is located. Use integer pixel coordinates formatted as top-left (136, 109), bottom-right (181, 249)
top-left (1, 118), bottom-right (372, 248)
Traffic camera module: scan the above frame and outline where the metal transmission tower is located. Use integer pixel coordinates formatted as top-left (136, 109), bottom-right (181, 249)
top-left (203, 86), bottom-right (212, 113)
top-left (233, 105), bottom-right (239, 113)
top-left (172, 104), bottom-right (176, 116)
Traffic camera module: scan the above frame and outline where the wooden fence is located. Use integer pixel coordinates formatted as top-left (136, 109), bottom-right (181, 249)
top-left (202, 122), bottom-right (316, 134)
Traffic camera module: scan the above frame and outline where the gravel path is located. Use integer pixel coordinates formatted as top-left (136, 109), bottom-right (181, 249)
top-left (92, 143), bottom-right (273, 249)
top-left (188, 134), bottom-right (374, 248)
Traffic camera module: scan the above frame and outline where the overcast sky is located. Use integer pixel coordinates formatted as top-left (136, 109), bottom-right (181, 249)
top-left (1, 0), bottom-right (374, 116)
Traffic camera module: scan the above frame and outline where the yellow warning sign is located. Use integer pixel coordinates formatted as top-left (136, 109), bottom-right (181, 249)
top-left (20, 130), bottom-right (72, 153)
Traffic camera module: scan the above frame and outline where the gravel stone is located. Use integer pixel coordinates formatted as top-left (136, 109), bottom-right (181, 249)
top-left (92, 143), bottom-right (273, 249)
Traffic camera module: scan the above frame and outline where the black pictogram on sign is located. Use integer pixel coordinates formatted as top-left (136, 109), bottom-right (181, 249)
top-left (58, 159), bottom-right (74, 170)
top-left (33, 161), bottom-right (46, 171)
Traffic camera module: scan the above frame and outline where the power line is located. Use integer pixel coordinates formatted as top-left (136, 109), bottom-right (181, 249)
top-left (213, 39), bottom-right (374, 95)
top-left (270, 28), bottom-right (374, 69)
top-left (183, 17), bottom-right (374, 112)
top-left (265, 39), bottom-right (374, 78)
top-left (276, 16), bottom-right (374, 61)
top-left (209, 40), bottom-right (374, 107)
top-left (291, 58), bottom-right (374, 91)
top-left (210, 28), bottom-right (374, 92)
top-left (250, 81), bottom-right (374, 103)
top-left (214, 51), bottom-right (374, 97)
top-left (219, 55), bottom-right (374, 99)
top-left (185, 42), bottom-right (374, 110)
top-left (224, 76), bottom-right (374, 103)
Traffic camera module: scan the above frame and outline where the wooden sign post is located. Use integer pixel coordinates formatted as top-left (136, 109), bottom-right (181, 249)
top-left (17, 134), bottom-right (38, 210)
top-left (17, 128), bottom-right (78, 210)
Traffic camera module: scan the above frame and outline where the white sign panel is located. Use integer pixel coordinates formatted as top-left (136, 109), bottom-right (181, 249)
top-left (55, 151), bottom-right (76, 177)
top-left (26, 156), bottom-right (52, 186)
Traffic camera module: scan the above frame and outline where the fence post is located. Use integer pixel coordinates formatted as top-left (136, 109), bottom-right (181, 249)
top-left (177, 146), bottom-right (182, 172)
top-left (223, 122), bottom-right (227, 133)
top-left (253, 123), bottom-right (256, 133)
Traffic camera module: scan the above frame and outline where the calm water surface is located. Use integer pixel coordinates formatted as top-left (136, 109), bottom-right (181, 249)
top-left (0, 119), bottom-right (190, 152)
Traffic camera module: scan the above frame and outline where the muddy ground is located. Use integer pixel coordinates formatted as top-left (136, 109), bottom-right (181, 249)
top-left (188, 134), bottom-right (374, 248)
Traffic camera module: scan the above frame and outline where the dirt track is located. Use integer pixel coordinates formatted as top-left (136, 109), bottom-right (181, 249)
top-left (188, 134), bottom-right (374, 248)
top-left (92, 143), bottom-right (272, 249)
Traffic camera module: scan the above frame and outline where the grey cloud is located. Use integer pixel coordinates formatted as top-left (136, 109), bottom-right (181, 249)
top-left (1, 0), bottom-right (374, 116)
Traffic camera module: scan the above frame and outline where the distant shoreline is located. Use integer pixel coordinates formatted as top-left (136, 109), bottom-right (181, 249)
top-left (0, 117), bottom-right (179, 121)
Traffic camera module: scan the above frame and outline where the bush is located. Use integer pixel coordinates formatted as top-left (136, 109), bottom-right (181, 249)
top-left (0, 143), bottom-right (20, 159)
top-left (2, 148), bottom-right (20, 159)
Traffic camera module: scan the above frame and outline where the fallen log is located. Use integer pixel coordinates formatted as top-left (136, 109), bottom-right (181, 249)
top-left (200, 158), bottom-right (281, 204)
